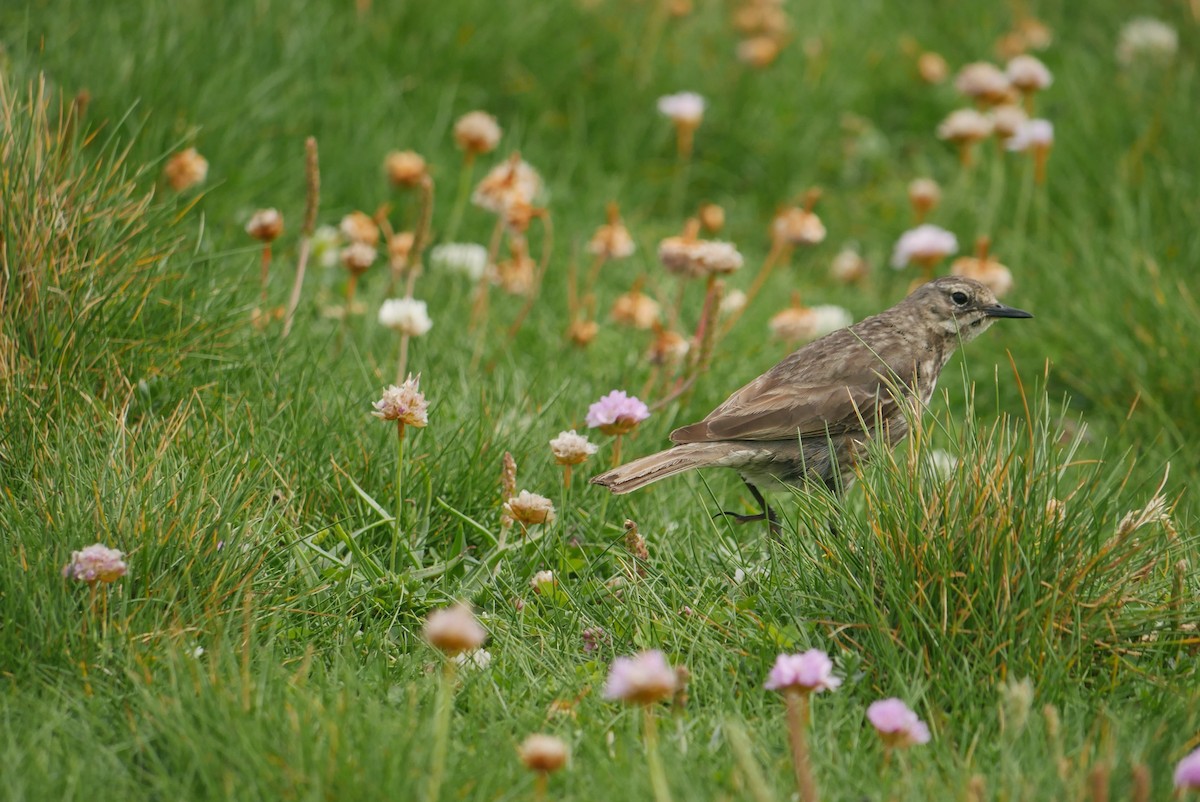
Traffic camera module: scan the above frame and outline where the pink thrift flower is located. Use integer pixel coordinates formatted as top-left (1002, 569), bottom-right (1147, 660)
top-left (1176, 747), bottom-right (1200, 789)
top-left (891, 225), bottom-right (958, 269)
top-left (603, 650), bottom-right (677, 705)
top-left (867, 698), bottom-right (931, 748)
top-left (62, 543), bottom-right (128, 583)
top-left (764, 650), bottom-right (842, 694)
top-left (586, 390), bottom-right (650, 436)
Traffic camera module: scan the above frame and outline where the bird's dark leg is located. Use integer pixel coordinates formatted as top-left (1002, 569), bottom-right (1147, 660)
top-left (714, 479), bottom-right (782, 536)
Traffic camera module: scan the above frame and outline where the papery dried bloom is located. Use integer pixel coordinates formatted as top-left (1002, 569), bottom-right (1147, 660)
top-left (384, 150), bottom-right (428, 187)
top-left (340, 242), bottom-right (378, 274)
top-left (1117, 18), bottom-right (1178, 67)
top-left (388, 231), bottom-right (415, 271)
top-left (453, 648), bottom-right (492, 670)
top-left (891, 224), bottom-right (958, 269)
top-left (378, 297), bottom-right (433, 336)
top-left (737, 36), bottom-right (782, 69)
top-left (719, 289), bottom-right (747, 317)
top-left (603, 650), bottom-right (678, 705)
top-left (550, 430), bottom-right (598, 466)
top-left (588, 204), bottom-right (636, 260)
top-left (582, 626), bottom-right (610, 654)
top-left (164, 147), bottom-right (208, 191)
top-left (907, 178), bottom-right (942, 219)
top-left (647, 328), bottom-right (690, 366)
top-left (917, 51), bottom-right (949, 84)
top-left (1006, 119), bottom-right (1054, 152)
top-left (496, 250), bottom-right (536, 296)
top-left (769, 303), bottom-right (852, 343)
top-left (472, 155), bottom-right (542, 214)
top-left (772, 207), bottom-right (827, 246)
top-left (611, 289), bottom-right (661, 330)
top-left (657, 92), bottom-right (706, 127)
top-left (340, 211), bottom-right (380, 246)
top-left (567, 318), bottom-right (599, 347)
top-left (431, 242), bottom-right (488, 281)
top-left (830, 247), bottom-right (868, 284)
top-left (990, 104), bottom-right (1029, 140)
top-left (423, 602), bottom-right (487, 655)
top-left (658, 234), bottom-right (705, 279)
top-left (995, 31), bottom-right (1028, 61)
top-left (1175, 748), bottom-right (1200, 789)
top-left (62, 543), bottom-right (128, 583)
top-left (586, 390), bottom-right (650, 436)
top-left (530, 569), bottom-right (556, 593)
top-left (698, 203), bottom-right (725, 232)
top-left (519, 734), bottom-right (569, 773)
top-left (764, 650), bottom-right (842, 693)
top-left (692, 241), bottom-right (744, 274)
top-left (371, 375), bottom-right (429, 428)
top-left (1019, 18), bottom-right (1053, 50)
top-left (245, 208), bottom-right (284, 242)
top-left (951, 253), bottom-right (1013, 297)
top-left (312, 225), bottom-right (342, 268)
top-left (453, 110), bottom-right (502, 155)
top-left (954, 62), bottom-right (1012, 105)
top-left (937, 108), bottom-right (994, 144)
top-left (505, 490), bottom-right (557, 526)
top-left (1006, 55), bottom-right (1053, 92)
top-left (867, 698), bottom-right (931, 747)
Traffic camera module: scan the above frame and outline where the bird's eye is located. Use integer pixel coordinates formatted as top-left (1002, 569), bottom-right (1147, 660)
top-left (951, 291), bottom-right (969, 306)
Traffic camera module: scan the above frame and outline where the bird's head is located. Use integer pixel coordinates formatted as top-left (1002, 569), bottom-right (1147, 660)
top-left (906, 276), bottom-right (1032, 343)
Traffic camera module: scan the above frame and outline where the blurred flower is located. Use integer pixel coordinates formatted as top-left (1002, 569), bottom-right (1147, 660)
top-left (62, 543), bottom-right (128, 583)
top-left (387, 231), bottom-right (415, 272)
top-left (764, 650), bottom-right (842, 694)
top-left (519, 734), bottom-right (569, 774)
top-left (550, 430), bottom-right (598, 466)
top-left (312, 225), bottom-right (342, 268)
top-left (951, 236), bottom-right (1013, 297)
top-left (164, 147), bottom-right (208, 191)
top-left (737, 36), bottom-right (782, 68)
top-left (340, 211), bottom-right (380, 246)
top-left (954, 62), bottom-right (1012, 105)
top-left (907, 177), bottom-right (942, 222)
top-left (378, 297), bottom-right (433, 336)
top-left (867, 698), bottom-right (931, 747)
top-left (659, 228), bottom-right (744, 278)
top-left (588, 203), bottom-right (636, 260)
top-left (423, 603), bottom-right (487, 656)
top-left (505, 490), bottom-right (557, 526)
top-left (372, 375), bottom-right (429, 428)
top-left (245, 208), bottom-right (284, 242)
top-left (698, 203), bottom-right (725, 232)
top-left (340, 242), bottom-right (378, 274)
top-left (719, 289), bottom-right (747, 317)
top-left (1019, 17), bottom-right (1053, 50)
top-left (1006, 119), bottom-right (1054, 152)
top-left (830, 246), bottom-right (868, 284)
top-left (453, 110), bottom-right (502, 155)
top-left (917, 51), bottom-right (949, 84)
top-left (1175, 748), bottom-right (1200, 789)
top-left (769, 302), bottom-right (852, 343)
top-left (385, 150), bottom-right (428, 188)
top-left (1006, 54), bottom-right (1052, 93)
top-left (1117, 18), bottom-right (1178, 67)
top-left (472, 155), bottom-right (542, 214)
top-left (495, 248), bottom-right (537, 296)
top-left (530, 569), bottom-right (556, 593)
top-left (586, 391), bottom-right (650, 435)
top-left (656, 92), bottom-right (706, 127)
top-left (928, 449), bottom-right (959, 480)
top-left (937, 108), bottom-right (994, 146)
top-left (990, 104), bottom-right (1028, 141)
top-left (647, 328), bottom-right (690, 366)
top-left (611, 288), bottom-right (661, 329)
top-left (603, 650), bottom-right (677, 705)
top-left (453, 648), bottom-right (493, 670)
top-left (567, 318), bottom-right (599, 347)
top-left (431, 242), bottom-right (488, 281)
top-left (891, 224), bottom-right (958, 269)
top-left (582, 626), bottom-right (610, 654)
top-left (772, 207), bottom-right (826, 247)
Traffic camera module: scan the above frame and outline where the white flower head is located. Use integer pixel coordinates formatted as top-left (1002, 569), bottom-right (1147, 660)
top-left (549, 430), bottom-right (598, 466)
top-left (657, 92), bottom-right (706, 126)
top-left (431, 243), bottom-right (488, 281)
top-left (1006, 55), bottom-right (1053, 92)
top-left (1117, 18), bottom-right (1178, 66)
top-left (891, 225), bottom-right (959, 269)
top-left (378, 298), bottom-right (433, 337)
top-left (1007, 119), bottom-right (1054, 152)
top-left (312, 225), bottom-right (342, 268)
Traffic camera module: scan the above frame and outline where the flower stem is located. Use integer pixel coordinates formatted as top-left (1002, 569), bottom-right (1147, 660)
top-left (612, 434), bottom-right (623, 468)
top-left (259, 244), bottom-right (272, 308)
top-left (445, 153), bottom-right (476, 243)
top-left (391, 422), bottom-right (406, 573)
top-left (533, 772), bottom-right (548, 802)
top-left (425, 660), bottom-right (456, 802)
top-left (643, 704), bottom-right (674, 802)
top-left (785, 689), bottom-right (819, 802)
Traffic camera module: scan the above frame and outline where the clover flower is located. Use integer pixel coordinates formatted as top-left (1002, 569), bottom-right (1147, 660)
top-left (867, 698), bottom-right (931, 747)
top-left (588, 203), bottom-right (636, 260)
top-left (530, 570), bottom-right (556, 593)
top-left (549, 430), bottom-right (598, 466)
top-left (371, 375), bottom-right (429, 428)
top-left (719, 289), bottom-right (747, 317)
top-left (937, 109), bottom-right (994, 165)
top-left (830, 247), bottom-right (868, 284)
top-left (764, 650), bottom-right (842, 694)
top-left (603, 650), bottom-right (677, 705)
top-left (62, 543), bottom-right (128, 584)
top-left (378, 298), bottom-right (433, 336)
top-left (1006, 119), bottom-right (1054, 152)
top-left (423, 602), bottom-right (487, 656)
top-left (586, 391), bottom-right (650, 436)
top-left (340, 242), bottom-right (378, 274)
top-left (990, 104), bottom-right (1028, 141)
top-left (453, 648), bottom-right (492, 670)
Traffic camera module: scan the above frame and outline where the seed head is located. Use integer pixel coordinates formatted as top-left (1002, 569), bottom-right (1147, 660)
top-left (62, 543), bottom-right (128, 583)
top-left (519, 734), bottom-right (569, 773)
top-left (423, 602), bottom-right (487, 656)
top-left (384, 150), bottom-right (428, 188)
top-left (990, 104), bottom-right (1028, 141)
top-left (907, 178), bottom-right (942, 219)
top-left (378, 297), bottom-right (433, 336)
top-left (603, 650), bottom-right (678, 705)
top-left (312, 225), bottom-right (342, 268)
top-left (647, 328), bottom-right (690, 366)
top-left (245, 208), bottom-right (284, 242)
top-left (1006, 119), bottom-right (1054, 153)
top-left (719, 289), bottom-right (747, 317)
top-left (504, 490), bottom-right (557, 527)
top-left (549, 430), bottom-right (598, 466)
top-left (387, 231), bottom-right (415, 273)
top-left (371, 375), bottom-right (429, 428)
top-left (164, 147), bottom-right (208, 191)
top-left (867, 698), bottom-right (931, 747)
top-left (453, 110), bottom-right (502, 155)
top-left (567, 318), bottom-right (599, 347)
top-left (340, 211), bottom-right (380, 246)
top-left (951, 237), bottom-right (1013, 297)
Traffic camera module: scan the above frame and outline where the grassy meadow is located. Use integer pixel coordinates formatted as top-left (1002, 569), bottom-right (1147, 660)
top-left (1, 0), bottom-right (1198, 799)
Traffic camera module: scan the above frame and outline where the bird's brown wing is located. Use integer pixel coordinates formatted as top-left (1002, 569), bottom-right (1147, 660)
top-left (670, 328), bottom-right (919, 443)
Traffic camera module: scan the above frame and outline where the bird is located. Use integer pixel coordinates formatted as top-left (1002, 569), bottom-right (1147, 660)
top-left (590, 277), bottom-right (1032, 530)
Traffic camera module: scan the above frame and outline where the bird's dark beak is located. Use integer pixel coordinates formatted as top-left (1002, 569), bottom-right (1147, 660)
top-left (983, 303), bottom-right (1033, 319)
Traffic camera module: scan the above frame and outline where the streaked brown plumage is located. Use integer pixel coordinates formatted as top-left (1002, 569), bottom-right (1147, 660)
top-left (590, 277), bottom-right (1032, 528)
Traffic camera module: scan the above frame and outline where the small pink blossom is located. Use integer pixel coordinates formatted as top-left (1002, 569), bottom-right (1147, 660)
top-left (586, 390), bottom-right (650, 436)
top-left (764, 650), bottom-right (842, 694)
top-left (891, 224), bottom-right (958, 269)
top-left (371, 375), bottom-right (429, 428)
top-left (867, 698), bottom-right (931, 748)
top-left (1006, 119), bottom-right (1054, 152)
top-left (603, 650), bottom-right (677, 705)
top-left (62, 543), bottom-right (128, 584)
top-left (1176, 748), bottom-right (1200, 789)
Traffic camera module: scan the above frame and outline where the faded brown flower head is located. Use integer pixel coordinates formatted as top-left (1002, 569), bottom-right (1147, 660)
top-left (340, 242), bottom-right (378, 274)
top-left (454, 110), bottom-right (502, 155)
top-left (647, 327), bottom-right (690, 366)
top-left (954, 62), bottom-right (1013, 106)
top-left (1019, 17), bottom-right (1053, 50)
top-left (611, 287), bottom-right (661, 330)
top-left (937, 108), bottom-right (993, 144)
top-left (771, 207), bottom-right (826, 247)
top-left (245, 208), bottom-right (284, 242)
top-left (737, 36), bottom-right (782, 69)
top-left (549, 430), bottom-right (598, 466)
top-left (567, 317), bottom-right (599, 347)
top-left (587, 203), bottom-right (635, 260)
top-left (496, 248), bottom-right (536, 297)
top-left (659, 221), bottom-right (744, 278)
top-left (830, 246), bottom-right (868, 284)
top-left (388, 231), bottom-right (416, 272)
top-left (519, 734), bottom-right (569, 773)
top-left (698, 203), bottom-right (725, 232)
top-left (907, 178), bottom-right (942, 219)
top-left (1006, 54), bottom-right (1052, 93)
top-left (769, 299), bottom-right (852, 343)
top-left (371, 374), bottom-right (429, 428)
top-left (340, 211), bottom-right (380, 246)
top-left (423, 602), bottom-right (487, 656)
top-left (384, 150), bottom-right (428, 188)
top-left (732, 2), bottom-right (788, 37)
top-left (990, 104), bottom-right (1028, 141)
top-left (504, 490), bottom-right (557, 527)
top-left (918, 51), bottom-right (949, 84)
top-left (951, 237), bottom-right (1013, 297)
top-left (472, 154), bottom-right (542, 214)
top-left (164, 147), bottom-right (208, 192)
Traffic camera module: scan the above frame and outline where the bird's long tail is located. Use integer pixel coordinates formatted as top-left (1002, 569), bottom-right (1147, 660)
top-left (590, 442), bottom-right (737, 495)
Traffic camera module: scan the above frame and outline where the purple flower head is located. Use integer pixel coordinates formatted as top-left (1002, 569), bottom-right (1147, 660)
top-left (603, 649), bottom-right (677, 705)
top-left (764, 650), bottom-right (842, 694)
top-left (867, 698), bottom-right (931, 748)
top-left (62, 543), bottom-right (128, 584)
top-left (586, 390), bottom-right (650, 436)
top-left (1176, 747), bottom-right (1200, 789)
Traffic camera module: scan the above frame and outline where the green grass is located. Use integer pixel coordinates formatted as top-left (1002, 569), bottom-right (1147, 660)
top-left (1, 0), bottom-right (1198, 799)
